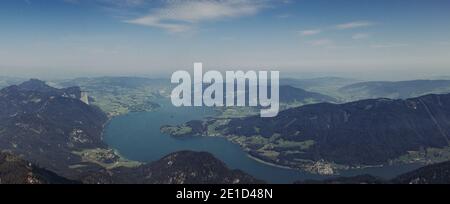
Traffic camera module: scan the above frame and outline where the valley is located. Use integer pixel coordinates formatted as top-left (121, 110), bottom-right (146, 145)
top-left (2, 76), bottom-right (450, 183)
top-left (2, 0), bottom-right (450, 186)
top-left (57, 77), bottom-right (170, 117)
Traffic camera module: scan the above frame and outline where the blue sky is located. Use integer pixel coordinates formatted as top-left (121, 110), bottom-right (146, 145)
top-left (1, 0), bottom-right (450, 79)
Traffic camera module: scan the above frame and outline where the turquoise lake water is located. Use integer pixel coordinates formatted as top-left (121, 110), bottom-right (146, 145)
top-left (104, 99), bottom-right (422, 183)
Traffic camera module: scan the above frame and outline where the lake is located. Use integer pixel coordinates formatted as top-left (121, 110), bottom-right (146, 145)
top-left (104, 99), bottom-right (422, 183)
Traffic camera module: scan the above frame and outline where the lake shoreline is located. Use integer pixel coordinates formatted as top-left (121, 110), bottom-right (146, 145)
top-left (103, 100), bottom-right (426, 183)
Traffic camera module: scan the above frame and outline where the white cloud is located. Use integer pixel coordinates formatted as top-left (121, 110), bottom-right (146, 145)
top-left (125, 16), bottom-right (192, 32)
top-left (352, 33), bottom-right (370, 40)
top-left (336, 21), bottom-right (374, 29)
top-left (299, 29), bottom-right (321, 36)
top-left (124, 0), bottom-right (269, 32)
top-left (299, 21), bottom-right (375, 38)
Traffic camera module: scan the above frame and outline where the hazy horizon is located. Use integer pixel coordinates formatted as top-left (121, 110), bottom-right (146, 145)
top-left (3, 70), bottom-right (450, 82)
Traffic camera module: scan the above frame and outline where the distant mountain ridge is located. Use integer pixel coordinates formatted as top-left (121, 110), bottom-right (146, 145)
top-left (0, 76), bottom-right (26, 89)
top-left (214, 84), bottom-right (338, 106)
top-left (279, 85), bottom-right (337, 104)
top-left (339, 80), bottom-right (450, 100)
top-left (280, 77), bottom-right (361, 101)
top-left (281, 77), bottom-right (360, 91)
top-left (60, 76), bottom-right (169, 89)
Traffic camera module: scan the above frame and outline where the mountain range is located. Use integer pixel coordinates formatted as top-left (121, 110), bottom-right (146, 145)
top-left (2, 78), bottom-right (450, 183)
top-left (166, 92), bottom-right (450, 174)
top-left (339, 80), bottom-right (450, 101)
top-left (0, 79), bottom-right (260, 184)
top-left (279, 85), bottom-right (337, 104)
top-left (0, 79), bottom-right (108, 176)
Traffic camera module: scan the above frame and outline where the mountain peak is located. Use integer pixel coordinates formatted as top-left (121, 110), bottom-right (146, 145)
top-left (17, 79), bottom-right (55, 92)
top-left (137, 151), bottom-right (263, 184)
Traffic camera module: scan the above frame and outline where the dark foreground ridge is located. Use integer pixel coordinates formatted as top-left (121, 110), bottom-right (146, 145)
top-left (392, 160), bottom-right (450, 184)
top-left (0, 151), bottom-right (77, 184)
top-left (98, 151), bottom-right (263, 184)
top-left (297, 160), bottom-right (450, 184)
top-left (0, 150), bottom-right (262, 184)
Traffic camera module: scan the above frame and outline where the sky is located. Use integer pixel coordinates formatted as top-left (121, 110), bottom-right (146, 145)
top-left (0, 0), bottom-right (450, 79)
